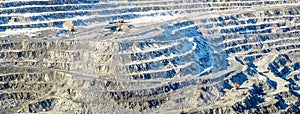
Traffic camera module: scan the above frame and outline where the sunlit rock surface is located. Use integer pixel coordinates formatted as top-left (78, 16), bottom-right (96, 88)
top-left (0, 0), bottom-right (300, 113)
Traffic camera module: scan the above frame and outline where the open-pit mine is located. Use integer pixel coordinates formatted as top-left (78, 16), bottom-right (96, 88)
top-left (0, 0), bottom-right (300, 113)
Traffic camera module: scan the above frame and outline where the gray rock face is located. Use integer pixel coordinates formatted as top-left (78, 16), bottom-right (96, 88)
top-left (0, 0), bottom-right (300, 113)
